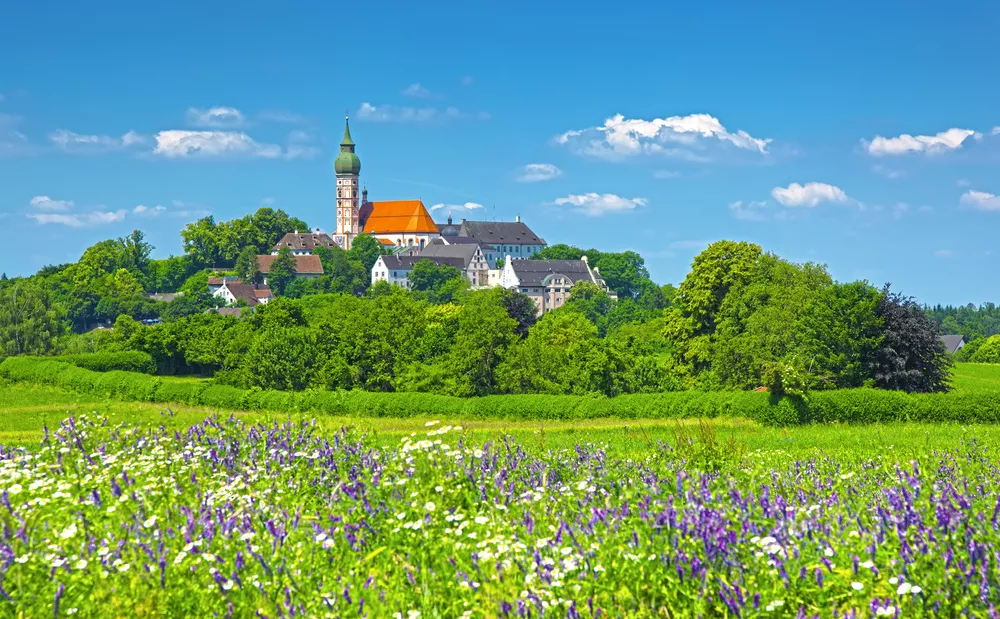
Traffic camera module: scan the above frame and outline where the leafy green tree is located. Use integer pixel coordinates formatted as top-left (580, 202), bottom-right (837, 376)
top-left (497, 310), bottom-right (602, 395)
top-left (347, 234), bottom-right (385, 274)
top-left (969, 335), bottom-right (1000, 363)
top-left (268, 246), bottom-right (298, 296)
top-left (874, 288), bottom-right (952, 392)
top-left (409, 259), bottom-right (468, 304)
top-left (240, 327), bottom-right (320, 390)
top-left (117, 230), bottom-right (153, 277)
top-left (0, 282), bottom-right (62, 358)
top-left (667, 240), bottom-right (762, 370)
top-left (314, 246), bottom-right (367, 296)
top-left (563, 281), bottom-right (614, 332)
top-left (181, 216), bottom-right (223, 268)
top-left (446, 289), bottom-right (517, 396)
top-left (799, 281), bottom-right (884, 389)
top-left (160, 292), bottom-right (213, 321)
top-left (234, 246), bottom-right (262, 285)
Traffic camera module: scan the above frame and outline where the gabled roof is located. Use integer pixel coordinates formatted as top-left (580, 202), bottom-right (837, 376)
top-left (419, 240), bottom-right (487, 269)
top-left (360, 200), bottom-right (439, 235)
top-left (257, 254), bottom-right (324, 274)
top-left (376, 237), bottom-right (396, 246)
top-left (508, 259), bottom-right (595, 287)
top-left (272, 232), bottom-right (336, 252)
top-left (459, 220), bottom-right (546, 246)
top-left (939, 335), bottom-right (965, 354)
top-left (222, 281), bottom-right (263, 307)
top-left (379, 255), bottom-right (467, 271)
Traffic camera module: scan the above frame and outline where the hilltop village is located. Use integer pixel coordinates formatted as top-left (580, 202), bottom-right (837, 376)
top-left (209, 116), bottom-right (616, 315)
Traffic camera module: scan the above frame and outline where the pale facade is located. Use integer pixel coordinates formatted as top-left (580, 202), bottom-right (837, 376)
top-left (499, 255), bottom-right (616, 316)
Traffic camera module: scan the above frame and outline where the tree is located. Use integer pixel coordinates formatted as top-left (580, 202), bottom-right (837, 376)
top-left (969, 335), bottom-right (1000, 363)
top-left (498, 288), bottom-right (536, 337)
top-left (446, 289), bottom-right (517, 396)
top-left (0, 282), bottom-right (61, 358)
top-left (314, 246), bottom-right (367, 296)
top-left (234, 246), bottom-right (262, 285)
top-left (667, 240), bottom-right (762, 370)
top-left (268, 246), bottom-right (298, 296)
top-left (873, 288), bottom-right (952, 393)
top-left (409, 259), bottom-right (468, 304)
top-left (181, 216), bottom-right (222, 268)
top-left (347, 234), bottom-right (385, 274)
top-left (563, 281), bottom-right (614, 331)
top-left (117, 230), bottom-right (153, 276)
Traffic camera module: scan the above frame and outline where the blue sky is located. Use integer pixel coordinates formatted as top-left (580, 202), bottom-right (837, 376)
top-left (2, 1), bottom-right (999, 304)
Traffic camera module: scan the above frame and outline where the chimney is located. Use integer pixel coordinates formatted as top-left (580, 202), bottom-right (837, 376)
top-left (294, 230), bottom-right (298, 234)
top-left (515, 214), bottom-right (520, 223)
top-left (581, 255), bottom-right (588, 263)
top-left (461, 218), bottom-right (467, 224)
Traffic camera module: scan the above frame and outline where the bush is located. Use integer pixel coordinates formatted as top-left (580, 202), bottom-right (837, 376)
top-left (54, 351), bottom-right (157, 374)
top-left (4, 356), bottom-right (1000, 426)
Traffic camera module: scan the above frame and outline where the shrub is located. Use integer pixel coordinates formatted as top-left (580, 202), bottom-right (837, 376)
top-left (4, 356), bottom-right (1000, 426)
top-left (54, 351), bottom-right (157, 374)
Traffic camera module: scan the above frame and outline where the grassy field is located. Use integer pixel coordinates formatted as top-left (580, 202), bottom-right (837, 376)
top-left (4, 366), bottom-right (1000, 458)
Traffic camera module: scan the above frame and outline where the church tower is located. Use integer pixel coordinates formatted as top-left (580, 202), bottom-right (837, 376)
top-left (333, 114), bottom-right (362, 247)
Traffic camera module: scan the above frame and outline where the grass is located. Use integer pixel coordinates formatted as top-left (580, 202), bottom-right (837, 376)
top-left (3, 379), bottom-right (1000, 458)
top-left (951, 361), bottom-right (1000, 393)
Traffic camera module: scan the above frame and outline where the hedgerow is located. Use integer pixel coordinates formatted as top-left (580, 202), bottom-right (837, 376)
top-left (3, 356), bottom-right (999, 425)
top-left (52, 351), bottom-right (157, 374)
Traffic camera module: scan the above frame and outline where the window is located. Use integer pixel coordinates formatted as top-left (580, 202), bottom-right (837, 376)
top-left (522, 288), bottom-right (528, 293)
top-left (337, 190), bottom-right (342, 198)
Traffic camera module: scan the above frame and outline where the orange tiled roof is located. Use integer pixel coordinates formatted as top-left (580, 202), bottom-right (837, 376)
top-left (362, 200), bottom-right (439, 235)
top-left (376, 237), bottom-right (396, 246)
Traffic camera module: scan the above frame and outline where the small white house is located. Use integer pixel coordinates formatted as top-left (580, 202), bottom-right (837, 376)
top-left (209, 278), bottom-right (272, 307)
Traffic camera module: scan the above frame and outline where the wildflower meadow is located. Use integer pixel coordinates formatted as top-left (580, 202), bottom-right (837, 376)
top-left (1, 413), bottom-right (999, 617)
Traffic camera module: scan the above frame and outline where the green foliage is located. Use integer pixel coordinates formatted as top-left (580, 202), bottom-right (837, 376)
top-left (181, 208), bottom-right (308, 269)
top-left (409, 259), bottom-right (468, 304)
top-left (0, 281), bottom-right (63, 358)
top-left (970, 335), bottom-right (1000, 363)
top-left (926, 302), bottom-right (1000, 340)
top-left (346, 233), bottom-right (386, 273)
top-left (234, 246), bottom-right (262, 285)
top-left (498, 288), bottom-right (536, 337)
top-left (268, 246), bottom-right (298, 296)
top-left (54, 351), bottom-right (156, 374)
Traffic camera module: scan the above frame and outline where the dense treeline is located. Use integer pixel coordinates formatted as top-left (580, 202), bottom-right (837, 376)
top-left (925, 304), bottom-right (1000, 363)
top-left (1, 222), bottom-right (953, 396)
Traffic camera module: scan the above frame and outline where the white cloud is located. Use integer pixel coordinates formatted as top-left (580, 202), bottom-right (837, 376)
top-left (132, 204), bottom-right (166, 217)
top-left (728, 200), bottom-right (771, 221)
top-left (992, 127), bottom-right (1000, 136)
top-left (556, 113), bottom-right (771, 160)
top-left (872, 164), bottom-right (905, 179)
top-left (28, 210), bottom-right (125, 227)
top-left (552, 193), bottom-right (647, 216)
top-left (186, 106), bottom-right (246, 128)
top-left (49, 129), bottom-right (144, 153)
top-left (355, 102), bottom-right (487, 123)
top-left (429, 202), bottom-right (484, 212)
top-left (152, 130), bottom-right (282, 158)
top-left (30, 195), bottom-right (74, 211)
top-left (517, 163), bottom-right (562, 183)
top-left (961, 190), bottom-right (1000, 211)
top-left (863, 128), bottom-right (977, 156)
top-left (401, 83), bottom-right (440, 99)
top-left (285, 130), bottom-right (320, 160)
top-left (771, 182), bottom-right (849, 208)
top-left (0, 113), bottom-right (31, 157)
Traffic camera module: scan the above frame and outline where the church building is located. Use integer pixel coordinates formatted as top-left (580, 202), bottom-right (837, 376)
top-left (332, 116), bottom-right (440, 250)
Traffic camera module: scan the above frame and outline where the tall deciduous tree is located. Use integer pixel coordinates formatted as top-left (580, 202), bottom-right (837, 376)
top-left (0, 282), bottom-right (61, 358)
top-left (234, 246), bottom-right (262, 285)
top-left (409, 259), bottom-right (468, 304)
top-left (268, 246), bottom-right (298, 296)
top-left (347, 234), bottom-right (385, 274)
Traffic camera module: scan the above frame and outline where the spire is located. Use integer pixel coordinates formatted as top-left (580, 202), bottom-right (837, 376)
top-left (341, 112), bottom-right (355, 149)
